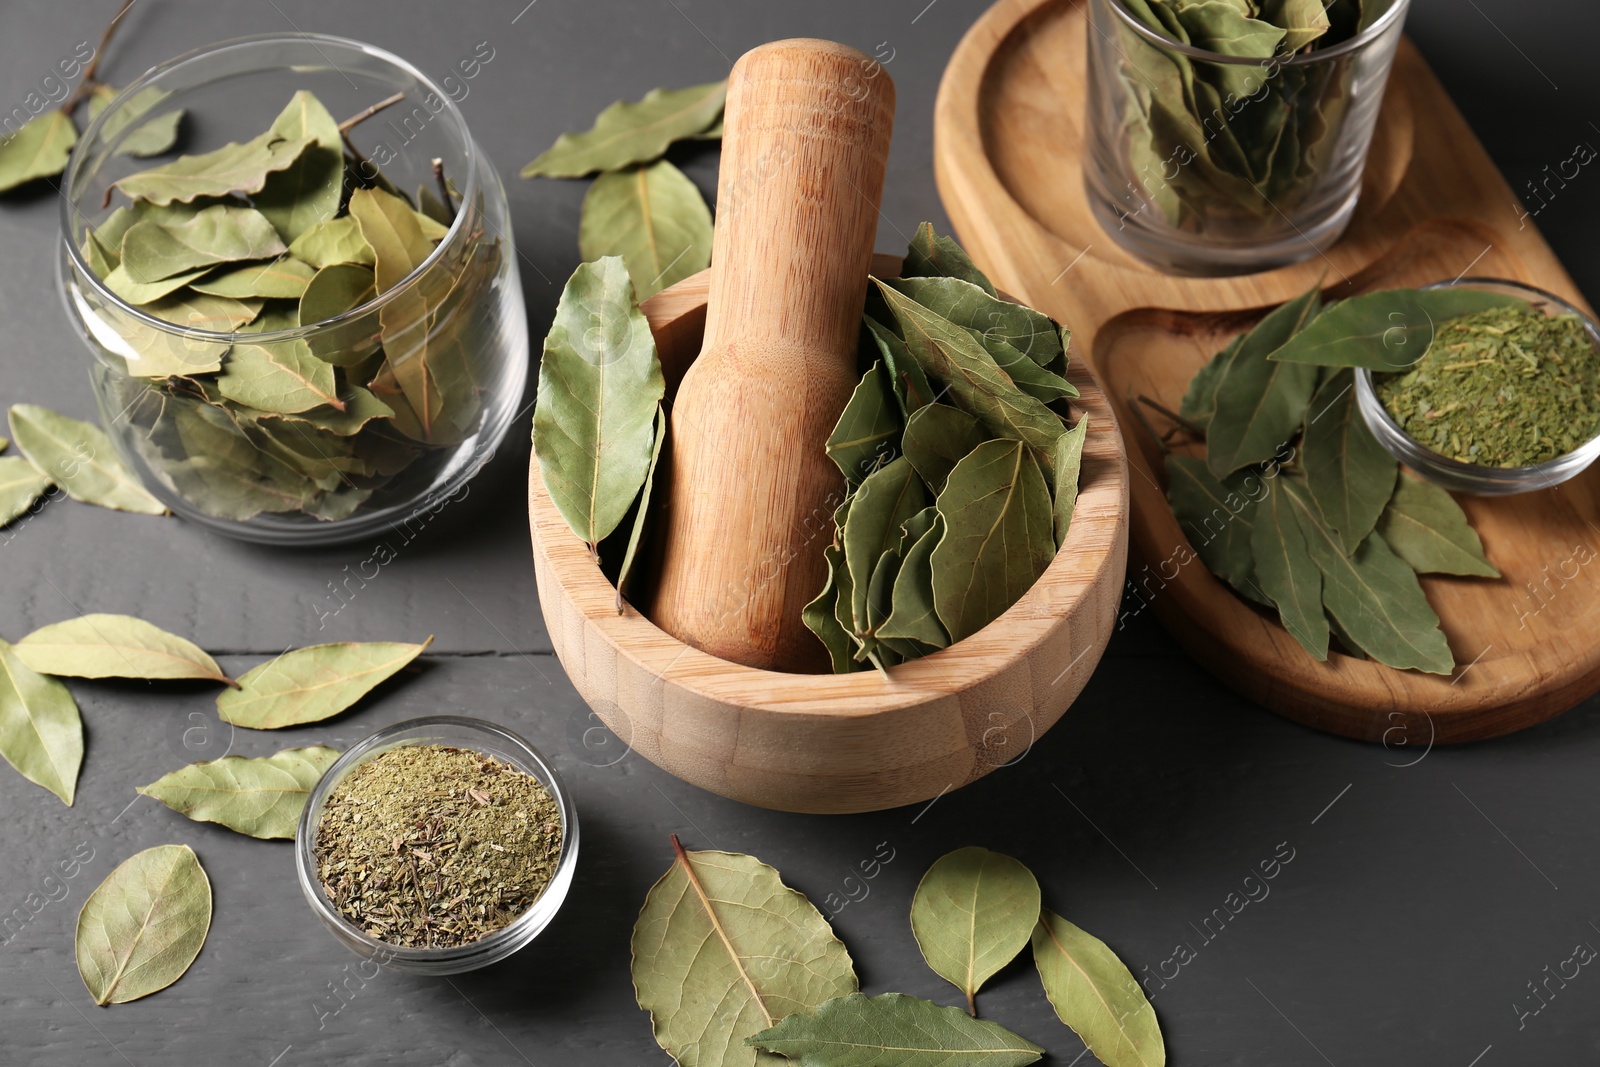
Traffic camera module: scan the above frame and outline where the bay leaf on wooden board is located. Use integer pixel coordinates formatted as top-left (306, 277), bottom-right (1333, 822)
top-left (103, 264), bottom-right (210, 305)
top-left (114, 131), bottom-right (315, 205)
top-left (0, 110), bottom-right (77, 193)
top-left (747, 993), bottom-right (1044, 1067)
top-left (1250, 477), bottom-right (1329, 660)
top-left (910, 847), bottom-right (1042, 1014)
top-left (253, 91), bottom-right (344, 242)
top-left (76, 844), bottom-right (211, 1005)
top-left (191, 257), bottom-right (316, 300)
top-left (1033, 910), bottom-right (1165, 1067)
top-left (0, 455), bottom-right (51, 527)
top-left (15, 614), bottom-right (230, 685)
top-left (632, 839), bottom-right (858, 1067)
top-left (1052, 415), bottom-right (1089, 547)
top-left (87, 85), bottom-right (183, 158)
top-left (579, 159), bottom-right (712, 300)
top-left (932, 438), bottom-right (1056, 644)
top-left (615, 402), bottom-right (667, 609)
top-left (1301, 369), bottom-right (1397, 554)
top-left (1166, 455), bottom-right (1264, 600)
top-left (902, 403), bottom-right (987, 495)
top-left (866, 316), bottom-right (936, 417)
top-left (1376, 473), bottom-right (1499, 577)
top-left (1282, 479), bottom-right (1454, 674)
top-left (7, 404), bottom-right (167, 515)
top-left (217, 637), bottom-right (432, 729)
top-left (887, 275), bottom-right (1062, 368)
top-left (521, 80), bottom-right (727, 178)
top-left (217, 341), bottom-right (344, 414)
top-left (827, 363), bottom-right (901, 485)
top-left (1206, 283), bottom-right (1322, 477)
top-left (534, 256), bottom-right (665, 546)
top-left (843, 456), bottom-right (929, 639)
top-left (348, 187), bottom-right (443, 432)
top-left (288, 216), bottom-right (376, 268)
top-left (901, 221), bottom-right (997, 296)
top-left (1178, 335), bottom-right (1240, 431)
top-left (0, 638), bottom-right (82, 805)
top-left (877, 513), bottom-right (950, 653)
top-left (804, 543), bottom-right (858, 673)
top-left (138, 746), bottom-right (340, 839)
top-left (1266, 287), bottom-right (1527, 370)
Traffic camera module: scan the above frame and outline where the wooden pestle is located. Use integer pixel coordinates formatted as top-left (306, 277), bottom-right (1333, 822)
top-left (649, 40), bottom-right (895, 672)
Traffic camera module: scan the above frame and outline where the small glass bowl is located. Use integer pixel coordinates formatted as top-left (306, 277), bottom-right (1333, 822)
top-left (1355, 278), bottom-right (1600, 496)
top-left (295, 716), bottom-right (578, 976)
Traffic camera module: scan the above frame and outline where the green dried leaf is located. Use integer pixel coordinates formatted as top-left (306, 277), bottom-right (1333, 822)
top-left (1266, 288), bottom-right (1527, 370)
top-left (0, 456), bottom-right (51, 527)
top-left (804, 543), bottom-right (858, 673)
top-left (7, 404), bottom-right (167, 515)
top-left (15, 614), bottom-right (230, 685)
top-left (1302, 369), bottom-right (1397, 553)
top-left (902, 221), bottom-right (996, 296)
top-left (827, 363), bottom-right (901, 486)
top-left (1206, 283), bottom-right (1322, 476)
top-left (114, 130), bottom-right (315, 206)
top-left (616, 402), bottom-right (667, 608)
top-left (1164, 456), bottom-right (1263, 601)
top-left (103, 264), bottom-right (210, 304)
top-left (159, 399), bottom-right (309, 520)
top-left (253, 91), bottom-right (344, 242)
top-left (876, 513), bottom-right (949, 652)
top-left (843, 457), bottom-right (929, 639)
top-left (632, 841), bottom-right (858, 1067)
top-left (299, 263), bottom-right (376, 326)
top-left (1260, 0), bottom-right (1332, 49)
top-left (888, 276), bottom-right (1062, 368)
top-left (138, 746), bottom-right (340, 839)
top-left (87, 85), bottom-right (184, 158)
top-left (287, 216), bottom-right (376, 268)
top-left (867, 316), bottom-right (935, 417)
top-left (0, 111), bottom-right (77, 193)
top-left (522, 80), bottom-right (726, 178)
top-left (1377, 473), bottom-right (1499, 577)
top-left (1178, 336), bottom-right (1240, 431)
top-left (217, 342), bottom-right (343, 414)
top-left (217, 637), bottom-right (432, 729)
top-left (932, 438), bottom-right (1055, 644)
top-left (902, 403), bottom-right (987, 495)
top-left (911, 847), bottom-right (1042, 1013)
top-left (748, 993), bottom-right (1043, 1066)
top-left (1033, 909), bottom-right (1165, 1067)
top-left (349, 187), bottom-right (443, 430)
top-left (0, 638), bottom-right (82, 805)
top-left (579, 159), bottom-right (712, 300)
top-left (1250, 478), bottom-right (1329, 660)
top-left (1052, 415), bottom-right (1089, 547)
top-left (76, 844), bottom-right (211, 1005)
top-left (121, 205), bottom-right (288, 283)
top-left (118, 293), bottom-right (260, 377)
top-left (534, 256), bottom-right (665, 545)
top-left (191, 257), bottom-right (316, 300)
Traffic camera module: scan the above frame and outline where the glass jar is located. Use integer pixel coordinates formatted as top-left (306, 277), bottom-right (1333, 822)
top-left (1356, 278), bottom-right (1600, 496)
top-left (58, 35), bottom-right (528, 545)
top-left (295, 716), bottom-right (579, 976)
top-left (1084, 0), bottom-right (1411, 275)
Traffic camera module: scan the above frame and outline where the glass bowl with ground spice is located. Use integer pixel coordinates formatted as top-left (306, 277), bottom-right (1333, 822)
top-left (1356, 279), bottom-right (1600, 495)
top-left (295, 716), bottom-right (576, 975)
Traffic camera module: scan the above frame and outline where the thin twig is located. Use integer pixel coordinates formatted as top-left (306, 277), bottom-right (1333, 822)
top-left (1136, 393), bottom-right (1206, 439)
top-left (1126, 390), bottom-right (1171, 456)
top-left (61, 0), bottom-right (139, 115)
top-left (431, 158), bottom-right (457, 220)
top-left (337, 91), bottom-right (405, 134)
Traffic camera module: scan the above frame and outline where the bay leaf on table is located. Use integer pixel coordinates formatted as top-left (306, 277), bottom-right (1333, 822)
top-left (932, 438), bottom-right (1055, 644)
top-left (521, 80), bottom-right (727, 178)
top-left (0, 638), bottom-right (82, 805)
top-left (0, 110), bottom-right (77, 194)
top-left (887, 275), bottom-right (1062, 368)
top-left (804, 543), bottom-right (859, 673)
top-left (7, 404), bottom-right (167, 515)
top-left (1250, 477), bottom-right (1329, 660)
top-left (191, 257), bottom-right (316, 300)
top-left (1282, 479), bottom-right (1454, 674)
top-left (901, 221), bottom-right (997, 296)
top-left (217, 341), bottom-right (344, 414)
top-left (288, 216), bottom-right (376, 268)
top-left (0, 455), bottom-right (51, 527)
top-left (902, 403), bottom-right (987, 494)
top-left (579, 159), bottom-right (712, 300)
top-left (910, 846), bottom-right (1042, 1014)
top-left (15, 614), bottom-right (231, 685)
top-left (827, 362), bottom-right (901, 486)
top-left (114, 130), bottom-right (315, 206)
top-left (877, 513), bottom-right (949, 653)
top-left (747, 993), bottom-right (1044, 1067)
top-left (632, 839), bottom-right (858, 1067)
top-left (217, 637), bottom-right (433, 729)
top-left (1376, 472), bottom-right (1499, 577)
top-left (534, 255), bottom-right (665, 546)
top-left (1166, 455), bottom-right (1265, 602)
top-left (348, 187), bottom-right (443, 433)
top-left (1206, 282), bottom-right (1322, 477)
top-left (253, 91), bottom-right (344, 242)
top-left (1302, 368), bottom-right (1397, 554)
top-left (137, 745), bottom-right (340, 839)
top-left (843, 456), bottom-right (929, 640)
top-left (1266, 288), bottom-right (1527, 371)
top-left (1033, 909), bottom-right (1165, 1067)
top-left (87, 85), bottom-right (184, 158)
top-left (121, 204), bottom-right (288, 284)
top-left (615, 402), bottom-right (667, 609)
top-left (76, 844), bottom-right (211, 1005)
top-left (103, 263), bottom-right (210, 305)
top-left (1052, 414), bottom-right (1089, 547)
top-left (866, 316), bottom-right (936, 417)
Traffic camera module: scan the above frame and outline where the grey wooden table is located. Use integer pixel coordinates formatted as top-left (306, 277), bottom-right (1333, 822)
top-left (3, 1), bottom-right (1598, 1063)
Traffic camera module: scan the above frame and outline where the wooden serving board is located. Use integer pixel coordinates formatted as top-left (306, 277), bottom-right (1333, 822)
top-left (933, 0), bottom-right (1600, 742)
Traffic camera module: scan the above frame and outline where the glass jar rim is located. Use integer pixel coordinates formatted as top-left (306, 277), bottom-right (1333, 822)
top-left (1103, 0), bottom-right (1412, 67)
top-left (59, 32), bottom-right (481, 345)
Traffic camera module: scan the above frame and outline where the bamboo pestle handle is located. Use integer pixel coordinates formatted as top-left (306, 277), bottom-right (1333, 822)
top-left (648, 39), bottom-right (895, 673)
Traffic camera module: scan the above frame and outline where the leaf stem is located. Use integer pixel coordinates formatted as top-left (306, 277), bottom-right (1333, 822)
top-left (1136, 393), bottom-right (1205, 439)
top-left (61, 0), bottom-right (139, 116)
top-left (1125, 391), bottom-right (1171, 456)
top-left (431, 158), bottom-right (457, 221)
top-left (337, 91), bottom-right (406, 135)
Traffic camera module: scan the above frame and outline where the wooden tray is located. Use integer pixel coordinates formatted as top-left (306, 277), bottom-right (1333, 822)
top-left (933, 0), bottom-right (1600, 742)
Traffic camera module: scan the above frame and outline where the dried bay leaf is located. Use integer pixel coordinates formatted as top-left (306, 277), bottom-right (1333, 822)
top-left (87, 85), bottom-right (183, 158)
top-left (534, 256), bottom-right (664, 545)
top-left (632, 839), bottom-right (858, 1067)
top-left (217, 637), bottom-right (433, 729)
top-left (0, 456), bottom-right (51, 527)
top-left (827, 363), bottom-right (901, 485)
top-left (616, 402), bottom-right (667, 609)
top-left (76, 844), bottom-right (211, 1005)
top-left (161, 399), bottom-right (308, 520)
top-left (804, 543), bottom-right (858, 673)
top-left (902, 221), bottom-right (997, 297)
top-left (288, 216), bottom-right (376, 268)
top-left (1377, 473), bottom-right (1499, 578)
top-left (259, 385), bottom-right (393, 437)
top-left (0, 638), bottom-right (82, 805)
top-left (15, 614), bottom-right (231, 685)
top-left (121, 203), bottom-right (289, 283)
top-left (903, 403), bottom-right (987, 494)
top-left (522, 80), bottom-right (726, 178)
top-left (1206, 283), bottom-right (1322, 476)
top-left (933, 439), bottom-right (1055, 644)
top-left (1260, 0), bottom-right (1332, 50)
top-left (104, 263), bottom-right (210, 304)
top-left (911, 847), bottom-right (1041, 1014)
top-left (1178, 335), bottom-right (1239, 431)
top-left (888, 276), bottom-right (1062, 368)
top-left (1302, 369), bottom-right (1397, 554)
top-left (1165, 456), bottom-right (1265, 602)
top-left (1033, 910), bottom-right (1165, 1067)
top-left (217, 342), bottom-right (344, 414)
top-left (1267, 288), bottom-right (1526, 370)
top-left (1250, 478), bottom-right (1329, 660)
top-left (1052, 415), bottom-right (1089, 547)
top-left (747, 993), bottom-right (1044, 1067)
top-left (0, 111), bottom-right (77, 193)
top-left (299, 263), bottom-right (376, 326)
top-left (579, 159), bottom-right (712, 300)
top-left (843, 457), bottom-right (929, 639)
top-left (254, 91), bottom-right (344, 242)
top-left (138, 745), bottom-right (340, 839)
top-left (7, 404), bottom-right (167, 515)
top-left (114, 131), bottom-right (315, 206)
top-left (866, 316), bottom-right (935, 417)
top-left (349, 188), bottom-right (441, 431)
top-left (191, 257), bottom-right (316, 300)
top-left (877, 513), bottom-right (949, 652)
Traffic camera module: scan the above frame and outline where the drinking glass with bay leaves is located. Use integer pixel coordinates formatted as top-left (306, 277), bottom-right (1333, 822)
top-left (58, 35), bottom-right (528, 543)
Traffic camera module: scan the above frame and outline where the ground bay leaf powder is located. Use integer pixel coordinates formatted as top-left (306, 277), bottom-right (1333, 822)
top-left (314, 743), bottom-right (563, 948)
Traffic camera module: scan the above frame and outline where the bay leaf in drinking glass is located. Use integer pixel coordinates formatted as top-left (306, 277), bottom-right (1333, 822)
top-left (298, 263), bottom-right (380, 366)
top-left (349, 187), bottom-right (443, 432)
top-left (102, 264), bottom-right (210, 305)
top-left (191, 257), bottom-right (316, 300)
top-left (120, 204), bottom-right (288, 284)
top-left (114, 130), bottom-right (316, 206)
top-left (288, 215), bottom-right (376, 268)
top-left (217, 342), bottom-right (344, 414)
top-left (253, 91), bottom-right (344, 242)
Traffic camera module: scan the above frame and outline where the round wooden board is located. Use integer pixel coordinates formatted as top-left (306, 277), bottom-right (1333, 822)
top-left (528, 256), bottom-right (1130, 813)
top-left (934, 0), bottom-right (1600, 742)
